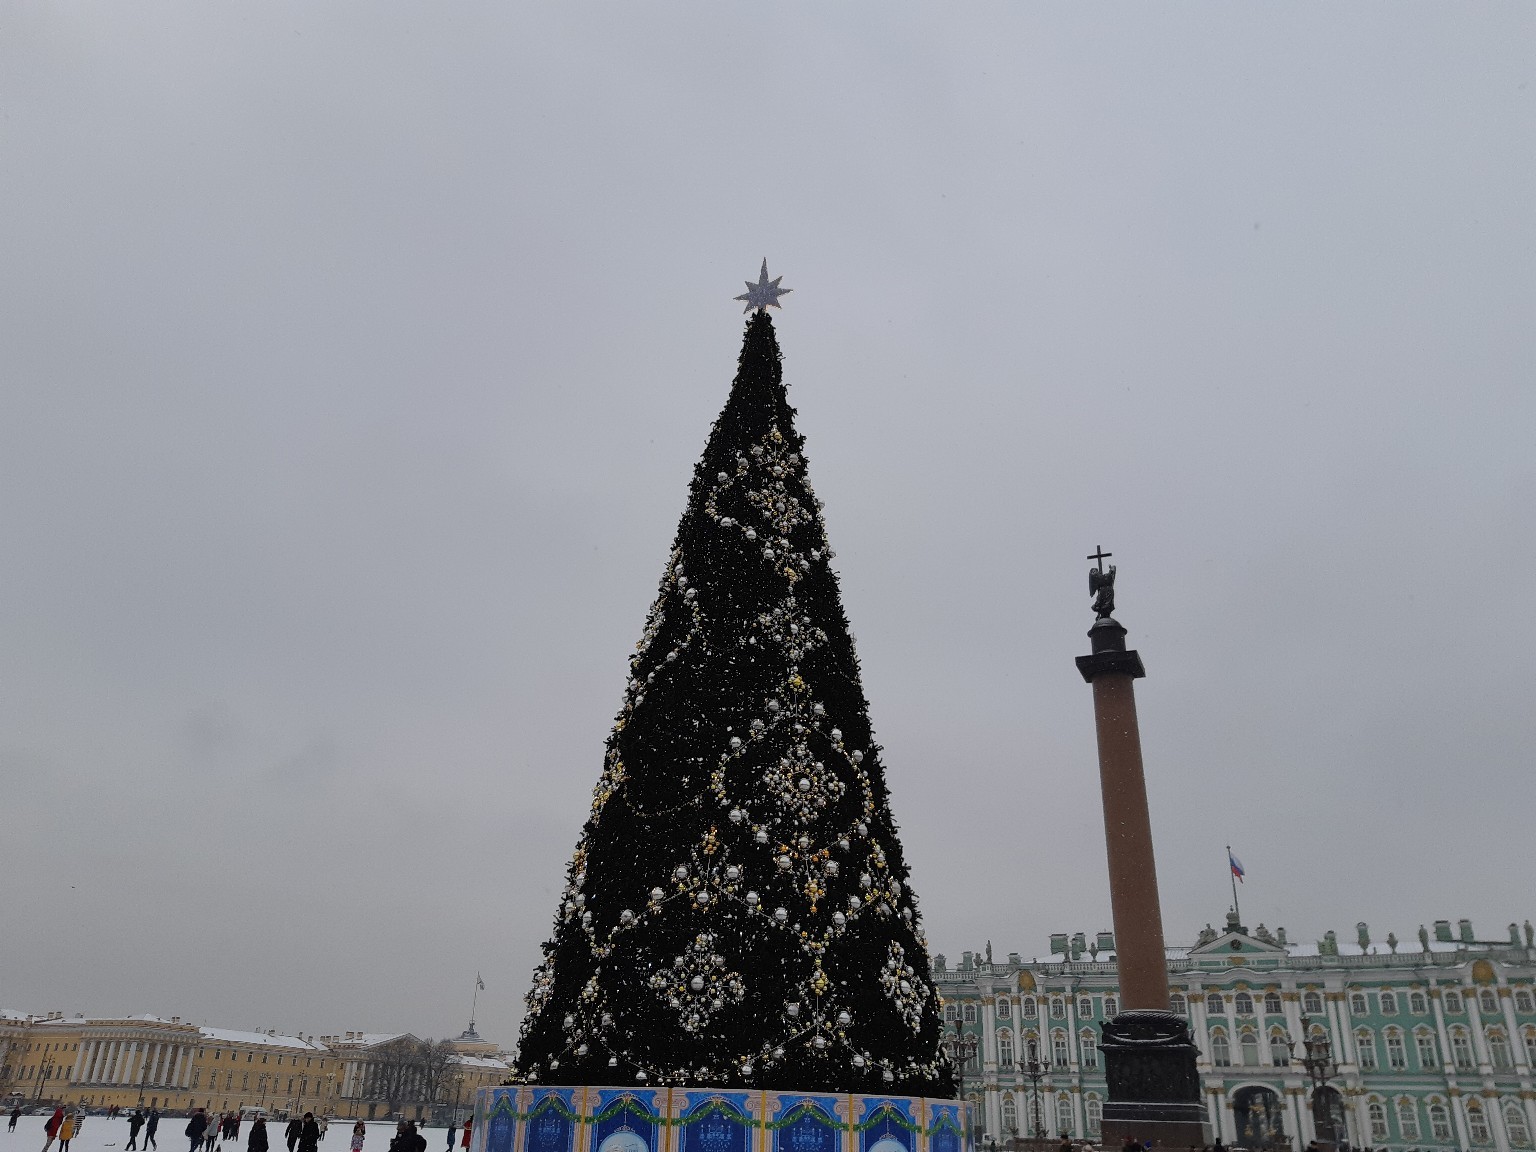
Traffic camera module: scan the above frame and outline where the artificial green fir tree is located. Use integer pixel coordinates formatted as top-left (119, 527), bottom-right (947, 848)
top-left (514, 289), bottom-right (950, 1096)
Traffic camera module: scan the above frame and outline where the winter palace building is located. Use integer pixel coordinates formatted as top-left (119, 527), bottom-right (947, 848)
top-left (937, 912), bottom-right (1536, 1152)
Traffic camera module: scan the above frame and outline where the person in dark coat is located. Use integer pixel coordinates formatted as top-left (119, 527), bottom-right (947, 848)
top-left (286, 1118), bottom-right (304, 1152)
top-left (297, 1114), bottom-right (321, 1152)
top-left (248, 1118), bottom-right (269, 1152)
top-left (10, 1106), bottom-right (24, 1133)
top-left (408, 1123), bottom-right (426, 1152)
top-left (445, 1124), bottom-right (457, 1150)
top-left (186, 1110), bottom-right (210, 1152)
top-left (147, 1110), bottom-right (162, 1149)
top-left (129, 1111), bottom-right (147, 1151)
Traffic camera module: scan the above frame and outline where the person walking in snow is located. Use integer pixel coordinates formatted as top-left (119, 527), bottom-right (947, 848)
top-left (41, 1107), bottom-right (66, 1152)
top-left (10, 1106), bottom-right (23, 1133)
top-left (186, 1108), bottom-right (210, 1152)
top-left (248, 1118), bottom-right (269, 1152)
top-left (146, 1109), bottom-right (162, 1150)
top-left (349, 1121), bottom-right (365, 1152)
top-left (129, 1110), bottom-right (147, 1150)
top-left (57, 1113), bottom-right (79, 1152)
top-left (286, 1117), bottom-right (304, 1152)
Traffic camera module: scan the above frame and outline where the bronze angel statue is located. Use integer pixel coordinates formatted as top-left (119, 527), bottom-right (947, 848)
top-left (1089, 561), bottom-right (1116, 619)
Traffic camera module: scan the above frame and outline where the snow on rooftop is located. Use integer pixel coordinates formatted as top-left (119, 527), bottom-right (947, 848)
top-left (200, 1026), bottom-right (323, 1050)
top-left (449, 1054), bottom-right (510, 1070)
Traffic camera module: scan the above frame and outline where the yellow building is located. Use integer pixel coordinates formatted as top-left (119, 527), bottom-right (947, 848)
top-left (1, 1014), bottom-right (341, 1116)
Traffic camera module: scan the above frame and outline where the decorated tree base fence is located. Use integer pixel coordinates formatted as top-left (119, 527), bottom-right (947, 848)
top-left (470, 1087), bottom-right (962, 1152)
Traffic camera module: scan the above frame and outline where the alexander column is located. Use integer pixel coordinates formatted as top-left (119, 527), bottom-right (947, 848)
top-left (1076, 550), bottom-right (1208, 1149)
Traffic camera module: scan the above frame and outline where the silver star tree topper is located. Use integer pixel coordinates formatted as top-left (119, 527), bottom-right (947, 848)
top-left (734, 259), bottom-right (792, 313)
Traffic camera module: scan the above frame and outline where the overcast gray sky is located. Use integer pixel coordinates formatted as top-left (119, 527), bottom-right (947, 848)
top-left (2, 4), bottom-right (1532, 1049)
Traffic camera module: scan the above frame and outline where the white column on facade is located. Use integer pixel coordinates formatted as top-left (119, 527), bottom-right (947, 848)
top-left (90, 1040), bottom-right (107, 1083)
top-left (1353, 1093), bottom-right (1373, 1147)
top-left (103, 1040), bottom-right (121, 1083)
top-left (1285, 1089), bottom-right (1305, 1151)
top-left (1294, 1087), bottom-right (1315, 1147)
top-left (1467, 982), bottom-right (1494, 1070)
top-left (1191, 987), bottom-right (1212, 1065)
top-left (1217, 1086), bottom-right (1237, 1143)
top-left (1491, 1091), bottom-right (1513, 1152)
top-left (69, 1039), bottom-right (89, 1082)
top-left (1070, 1086), bottom-right (1084, 1138)
top-left (1064, 986), bottom-right (1080, 1069)
top-left (1336, 990), bottom-right (1360, 1068)
top-left (1451, 1092), bottom-right (1473, 1149)
top-left (1431, 984), bottom-right (1455, 1073)
top-left (1522, 1096), bottom-right (1536, 1152)
top-left (1498, 986), bottom-right (1528, 1074)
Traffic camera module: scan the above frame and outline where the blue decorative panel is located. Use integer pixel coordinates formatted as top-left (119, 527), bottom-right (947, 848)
top-left (856, 1099), bottom-right (915, 1152)
top-left (676, 1094), bottom-right (754, 1152)
top-left (926, 1104), bottom-right (961, 1152)
top-left (589, 1089), bottom-right (665, 1152)
top-left (525, 1088), bottom-right (581, 1152)
top-left (770, 1096), bottom-right (845, 1152)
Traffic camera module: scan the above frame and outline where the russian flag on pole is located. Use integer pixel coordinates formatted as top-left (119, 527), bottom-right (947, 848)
top-left (1229, 851), bottom-right (1245, 882)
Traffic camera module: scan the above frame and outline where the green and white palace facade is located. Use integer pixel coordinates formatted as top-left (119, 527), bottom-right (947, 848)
top-left (935, 913), bottom-right (1536, 1152)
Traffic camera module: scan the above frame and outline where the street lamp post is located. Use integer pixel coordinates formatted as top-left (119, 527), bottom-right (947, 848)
top-left (942, 1019), bottom-right (981, 1152)
top-left (33, 1058), bottom-right (56, 1104)
top-left (1289, 1017), bottom-right (1342, 1149)
top-left (1019, 1050), bottom-right (1051, 1144)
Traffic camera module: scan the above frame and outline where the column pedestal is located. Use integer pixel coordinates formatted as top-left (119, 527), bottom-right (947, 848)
top-left (1098, 1010), bottom-right (1209, 1149)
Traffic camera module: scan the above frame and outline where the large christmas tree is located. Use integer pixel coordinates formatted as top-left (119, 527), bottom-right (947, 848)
top-left (514, 280), bottom-right (950, 1096)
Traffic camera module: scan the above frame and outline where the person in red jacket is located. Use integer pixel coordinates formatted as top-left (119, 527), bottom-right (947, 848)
top-left (41, 1107), bottom-right (66, 1152)
top-left (459, 1120), bottom-right (471, 1151)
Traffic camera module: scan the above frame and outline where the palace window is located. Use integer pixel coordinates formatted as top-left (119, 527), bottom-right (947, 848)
top-left (1506, 1103), bottom-right (1533, 1149)
top-left (1524, 1027), bottom-right (1536, 1067)
top-left (1104, 997), bottom-right (1118, 1017)
top-left (997, 999), bottom-right (1012, 1020)
top-left (1368, 1102), bottom-right (1389, 1142)
top-left (192, 1071), bottom-right (201, 1089)
top-left (241, 1074), bottom-right (249, 1090)
top-left (1397, 1099), bottom-right (1420, 1141)
top-left (1410, 992), bottom-right (1428, 1014)
top-left (1078, 998), bottom-right (1093, 1019)
top-left (1022, 997), bottom-right (1037, 1018)
top-left (1051, 998), bottom-right (1065, 1020)
top-left (1386, 1029), bottom-right (1407, 1070)
top-left (1429, 1102), bottom-right (1452, 1142)
top-left (1240, 1030), bottom-right (1259, 1066)
top-left (1356, 1029), bottom-right (1378, 1070)
top-left (1080, 1031), bottom-right (1098, 1069)
top-left (964, 1005), bottom-right (978, 1024)
top-left (1001, 1095), bottom-right (1017, 1135)
top-left (1304, 991), bottom-right (1324, 1015)
top-left (225, 1073), bottom-right (233, 1091)
top-left (1416, 1030), bottom-right (1440, 1070)
top-left (1085, 1095), bottom-right (1102, 1136)
top-left (1270, 1030), bottom-right (1291, 1066)
top-left (944, 1006), bottom-right (957, 1022)
top-left (1056, 1094), bottom-right (1073, 1137)
top-left (998, 1032), bottom-right (1014, 1067)
top-left (1488, 1030), bottom-right (1513, 1070)
top-left (1169, 994), bottom-right (1187, 1016)
top-left (1052, 1032), bottom-right (1069, 1066)
top-left (1481, 990), bottom-right (1499, 1015)
top-left (1210, 1030), bottom-right (1231, 1067)
top-left (1264, 992), bottom-right (1283, 1015)
top-left (1380, 991), bottom-right (1397, 1015)
top-left (1451, 1029), bottom-right (1474, 1071)
top-left (1515, 989), bottom-right (1535, 1014)
top-left (1467, 1100), bottom-right (1491, 1145)
top-left (1351, 993), bottom-right (1368, 1016)
top-left (1234, 992), bottom-right (1254, 1015)
top-left (1206, 993), bottom-right (1225, 1016)
top-left (1445, 992), bottom-right (1464, 1014)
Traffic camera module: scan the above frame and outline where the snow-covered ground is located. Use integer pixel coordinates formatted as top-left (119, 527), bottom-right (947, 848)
top-left (0, 1117), bottom-right (466, 1152)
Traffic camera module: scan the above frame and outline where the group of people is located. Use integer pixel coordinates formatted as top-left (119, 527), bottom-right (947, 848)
top-left (8, 1106), bottom-right (471, 1152)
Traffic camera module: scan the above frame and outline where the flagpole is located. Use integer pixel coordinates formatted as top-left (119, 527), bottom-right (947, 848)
top-left (471, 974), bottom-right (480, 1029)
top-left (1227, 845), bottom-right (1241, 927)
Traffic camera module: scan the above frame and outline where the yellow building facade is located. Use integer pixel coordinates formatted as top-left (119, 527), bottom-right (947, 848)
top-left (1, 1015), bottom-right (509, 1121)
